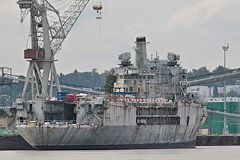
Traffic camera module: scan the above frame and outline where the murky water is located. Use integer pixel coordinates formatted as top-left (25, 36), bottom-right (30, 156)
top-left (1, 146), bottom-right (240, 160)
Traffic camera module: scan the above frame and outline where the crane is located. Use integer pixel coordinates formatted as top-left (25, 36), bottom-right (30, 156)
top-left (17, 0), bottom-right (90, 100)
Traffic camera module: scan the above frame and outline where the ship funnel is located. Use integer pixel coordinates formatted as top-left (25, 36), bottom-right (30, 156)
top-left (135, 37), bottom-right (147, 70)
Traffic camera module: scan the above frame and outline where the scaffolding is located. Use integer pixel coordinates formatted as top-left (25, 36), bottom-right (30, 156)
top-left (0, 67), bottom-right (13, 109)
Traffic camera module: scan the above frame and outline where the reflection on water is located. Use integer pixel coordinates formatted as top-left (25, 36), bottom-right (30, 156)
top-left (1, 146), bottom-right (240, 160)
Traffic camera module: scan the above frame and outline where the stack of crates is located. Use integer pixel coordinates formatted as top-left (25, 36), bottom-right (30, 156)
top-left (57, 92), bottom-right (67, 101)
top-left (64, 94), bottom-right (77, 102)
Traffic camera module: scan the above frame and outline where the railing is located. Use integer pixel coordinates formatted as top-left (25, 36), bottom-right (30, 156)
top-left (17, 120), bottom-right (103, 128)
top-left (44, 120), bottom-right (77, 125)
top-left (207, 110), bottom-right (240, 120)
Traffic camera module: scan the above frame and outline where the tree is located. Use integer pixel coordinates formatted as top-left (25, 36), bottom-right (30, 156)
top-left (212, 65), bottom-right (235, 87)
top-left (104, 71), bottom-right (117, 93)
top-left (212, 65), bottom-right (227, 75)
top-left (0, 109), bottom-right (6, 117)
top-left (187, 66), bottom-right (210, 80)
top-left (188, 65), bottom-right (240, 88)
top-left (59, 70), bottom-right (105, 89)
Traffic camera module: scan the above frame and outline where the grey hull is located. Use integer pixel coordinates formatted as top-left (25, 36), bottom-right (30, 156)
top-left (17, 124), bottom-right (199, 150)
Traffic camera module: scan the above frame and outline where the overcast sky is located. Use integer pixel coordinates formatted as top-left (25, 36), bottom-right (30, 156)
top-left (0, 0), bottom-right (240, 75)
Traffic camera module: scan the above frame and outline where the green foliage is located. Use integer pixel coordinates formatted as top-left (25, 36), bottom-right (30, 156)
top-left (59, 69), bottom-right (105, 89)
top-left (0, 109), bottom-right (6, 117)
top-left (104, 71), bottom-right (117, 93)
top-left (0, 129), bottom-right (18, 137)
top-left (211, 65), bottom-right (234, 87)
top-left (188, 66), bottom-right (210, 78)
top-left (0, 82), bottom-right (23, 107)
top-left (212, 65), bottom-right (226, 74)
top-left (188, 65), bottom-right (239, 87)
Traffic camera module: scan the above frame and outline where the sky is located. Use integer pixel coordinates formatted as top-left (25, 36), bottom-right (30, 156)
top-left (0, 0), bottom-right (240, 75)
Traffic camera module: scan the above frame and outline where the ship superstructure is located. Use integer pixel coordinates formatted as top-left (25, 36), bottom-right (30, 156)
top-left (113, 37), bottom-right (187, 100)
top-left (104, 37), bottom-right (202, 128)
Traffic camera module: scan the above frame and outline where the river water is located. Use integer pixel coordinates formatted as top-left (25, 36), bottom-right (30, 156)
top-left (1, 146), bottom-right (240, 160)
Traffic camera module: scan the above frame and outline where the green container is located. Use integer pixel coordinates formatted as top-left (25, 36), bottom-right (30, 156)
top-left (201, 98), bottom-right (240, 135)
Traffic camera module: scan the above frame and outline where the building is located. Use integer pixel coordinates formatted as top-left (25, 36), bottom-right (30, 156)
top-left (217, 85), bottom-right (240, 95)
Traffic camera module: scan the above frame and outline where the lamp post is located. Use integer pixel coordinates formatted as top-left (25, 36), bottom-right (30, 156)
top-left (222, 43), bottom-right (229, 135)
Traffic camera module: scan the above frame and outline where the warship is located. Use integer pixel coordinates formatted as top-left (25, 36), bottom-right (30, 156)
top-left (14, 0), bottom-right (209, 150)
top-left (15, 36), bottom-right (207, 149)
top-left (13, 0), bottom-right (240, 150)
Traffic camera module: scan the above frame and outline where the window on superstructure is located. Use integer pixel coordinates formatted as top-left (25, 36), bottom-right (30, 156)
top-left (125, 75), bottom-right (131, 79)
top-left (19, 117), bottom-right (24, 123)
top-left (120, 75), bottom-right (123, 79)
top-left (187, 116), bottom-right (190, 125)
top-left (147, 75), bottom-right (153, 79)
top-left (132, 74), bottom-right (137, 79)
top-left (129, 87), bottom-right (133, 92)
top-left (29, 104), bottom-right (33, 112)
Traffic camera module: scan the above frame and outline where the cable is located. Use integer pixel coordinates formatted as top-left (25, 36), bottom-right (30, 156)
top-left (20, 23), bottom-right (27, 47)
top-left (26, 27), bottom-right (31, 49)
